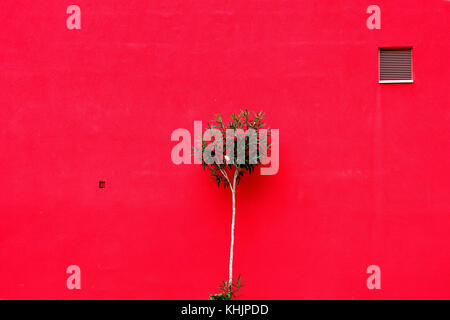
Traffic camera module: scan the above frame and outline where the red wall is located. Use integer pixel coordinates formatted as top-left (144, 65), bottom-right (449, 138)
top-left (1, 0), bottom-right (449, 299)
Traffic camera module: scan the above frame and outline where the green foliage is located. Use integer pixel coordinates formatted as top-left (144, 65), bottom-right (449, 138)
top-left (208, 275), bottom-right (244, 300)
top-left (194, 109), bottom-right (271, 188)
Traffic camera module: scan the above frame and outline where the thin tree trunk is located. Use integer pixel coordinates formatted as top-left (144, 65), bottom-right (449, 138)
top-left (228, 170), bottom-right (238, 289)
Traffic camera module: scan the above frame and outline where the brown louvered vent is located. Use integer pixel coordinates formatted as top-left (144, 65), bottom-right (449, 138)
top-left (379, 48), bottom-right (413, 83)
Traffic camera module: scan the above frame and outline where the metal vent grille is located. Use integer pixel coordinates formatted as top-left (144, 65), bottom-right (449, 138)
top-left (379, 48), bottom-right (413, 83)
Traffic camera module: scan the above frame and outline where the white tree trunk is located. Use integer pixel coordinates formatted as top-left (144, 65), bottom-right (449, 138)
top-left (228, 170), bottom-right (238, 288)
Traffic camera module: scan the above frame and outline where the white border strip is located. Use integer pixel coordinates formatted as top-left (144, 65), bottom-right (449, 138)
top-left (379, 80), bottom-right (414, 84)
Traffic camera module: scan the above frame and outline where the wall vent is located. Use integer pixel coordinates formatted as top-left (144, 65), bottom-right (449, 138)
top-left (379, 48), bottom-right (413, 83)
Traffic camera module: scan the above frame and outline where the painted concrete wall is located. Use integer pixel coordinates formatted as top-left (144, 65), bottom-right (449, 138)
top-left (0, 0), bottom-right (449, 299)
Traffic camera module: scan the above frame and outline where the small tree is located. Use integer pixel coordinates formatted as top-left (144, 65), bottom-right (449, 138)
top-left (195, 110), bottom-right (270, 299)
